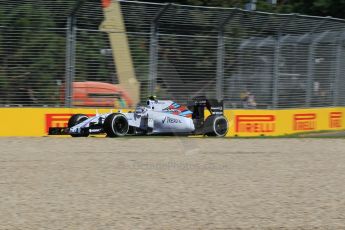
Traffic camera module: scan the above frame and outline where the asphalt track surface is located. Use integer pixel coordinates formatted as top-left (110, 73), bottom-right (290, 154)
top-left (1, 137), bottom-right (345, 229)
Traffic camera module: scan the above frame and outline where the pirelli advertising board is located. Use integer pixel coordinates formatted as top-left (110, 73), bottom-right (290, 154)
top-left (223, 108), bottom-right (344, 136)
top-left (0, 107), bottom-right (344, 137)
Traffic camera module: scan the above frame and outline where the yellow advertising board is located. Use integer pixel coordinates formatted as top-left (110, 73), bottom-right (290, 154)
top-left (0, 108), bottom-right (115, 137)
top-left (0, 107), bottom-right (344, 137)
top-left (225, 107), bottom-right (345, 137)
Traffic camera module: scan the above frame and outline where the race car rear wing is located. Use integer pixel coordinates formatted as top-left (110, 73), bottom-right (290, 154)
top-left (188, 96), bottom-right (224, 116)
top-left (206, 99), bottom-right (224, 115)
top-left (187, 96), bottom-right (224, 133)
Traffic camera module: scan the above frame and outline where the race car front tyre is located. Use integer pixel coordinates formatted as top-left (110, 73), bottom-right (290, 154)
top-left (203, 115), bottom-right (228, 137)
top-left (103, 113), bottom-right (129, 137)
top-left (68, 114), bottom-right (89, 137)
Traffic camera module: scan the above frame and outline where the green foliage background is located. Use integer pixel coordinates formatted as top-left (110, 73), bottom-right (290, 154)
top-left (144, 0), bottom-right (345, 19)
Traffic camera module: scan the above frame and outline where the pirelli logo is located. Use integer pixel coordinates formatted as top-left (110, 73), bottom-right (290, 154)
top-left (235, 115), bottom-right (275, 133)
top-left (329, 112), bottom-right (342, 128)
top-left (45, 114), bottom-right (72, 133)
top-left (293, 113), bottom-right (316, 131)
top-left (45, 113), bottom-right (94, 133)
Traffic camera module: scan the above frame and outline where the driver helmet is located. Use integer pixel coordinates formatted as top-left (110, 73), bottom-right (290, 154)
top-left (147, 95), bottom-right (157, 109)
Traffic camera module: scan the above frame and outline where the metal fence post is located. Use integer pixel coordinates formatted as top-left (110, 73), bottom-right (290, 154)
top-left (272, 14), bottom-right (295, 108)
top-left (65, 1), bottom-right (84, 107)
top-left (305, 18), bottom-right (330, 107)
top-left (216, 29), bottom-right (225, 102)
top-left (148, 3), bottom-right (170, 97)
top-left (306, 30), bottom-right (329, 107)
top-left (65, 16), bottom-right (71, 107)
top-left (65, 15), bottom-right (77, 108)
top-left (149, 23), bottom-right (158, 96)
top-left (216, 10), bottom-right (237, 102)
top-left (306, 38), bottom-right (316, 107)
top-left (272, 33), bottom-right (281, 108)
top-left (333, 31), bottom-right (344, 106)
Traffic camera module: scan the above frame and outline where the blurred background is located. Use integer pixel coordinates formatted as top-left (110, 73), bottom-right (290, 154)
top-left (0, 0), bottom-right (345, 109)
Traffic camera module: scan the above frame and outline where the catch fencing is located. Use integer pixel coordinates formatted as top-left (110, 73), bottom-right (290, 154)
top-left (1, 0), bottom-right (345, 108)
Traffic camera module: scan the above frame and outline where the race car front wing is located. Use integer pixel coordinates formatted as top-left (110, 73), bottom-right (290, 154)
top-left (49, 127), bottom-right (70, 135)
top-left (49, 127), bottom-right (104, 135)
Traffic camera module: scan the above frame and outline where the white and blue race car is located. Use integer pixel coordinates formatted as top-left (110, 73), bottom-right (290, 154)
top-left (49, 96), bottom-right (228, 137)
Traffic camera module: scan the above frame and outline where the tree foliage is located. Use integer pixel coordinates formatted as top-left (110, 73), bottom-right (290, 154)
top-left (142, 0), bottom-right (345, 19)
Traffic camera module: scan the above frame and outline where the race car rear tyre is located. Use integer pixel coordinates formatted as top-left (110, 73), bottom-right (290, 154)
top-left (103, 113), bottom-right (129, 137)
top-left (68, 114), bottom-right (89, 137)
top-left (203, 115), bottom-right (228, 137)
